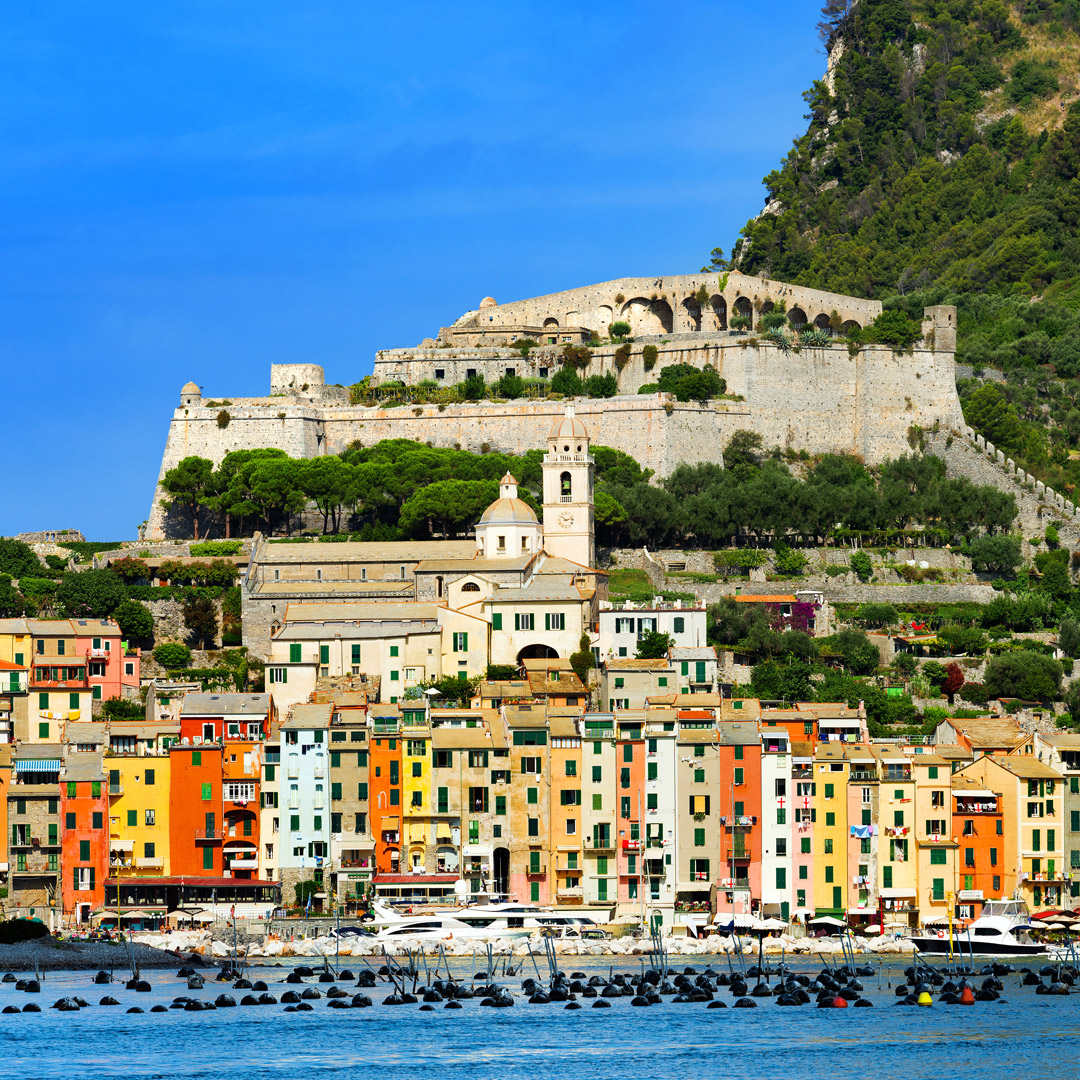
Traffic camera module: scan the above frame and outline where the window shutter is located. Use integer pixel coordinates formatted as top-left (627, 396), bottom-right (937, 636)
top-left (290, 643), bottom-right (301, 663)
top-left (492, 613), bottom-right (502, 631)
top-left (544, 613), bottom-right (550, 631)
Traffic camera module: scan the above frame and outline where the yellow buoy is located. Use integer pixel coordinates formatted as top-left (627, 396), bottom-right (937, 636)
top-left (917, 991), bottom-right (933, 1007)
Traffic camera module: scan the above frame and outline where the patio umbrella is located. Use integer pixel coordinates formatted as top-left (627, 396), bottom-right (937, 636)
top-left (810, 916), bottom-right (847, 928)
top-left (884, 919), bottom-right (909, 927)
top-left (1069, 923), bottom-right (1080, 932)
top-left (863, 925), bottom-right (882, 935)
top-left (758, 917), bottom-right (788, 931)
top-left (921, 914), bottom-right (949, 925)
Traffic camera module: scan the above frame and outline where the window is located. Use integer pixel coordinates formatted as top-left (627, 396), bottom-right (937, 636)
top-left (930, 848), bottom-right (946, 866)
top-left (289, 643), bottom-right (301, 663)
top-left (127, 810), bottom-right (137, 827)
top-left (38, 721), bottom-right (49, 739)
top-left (734, 767), bottom-right (744, 786)
top-left (825, 812), bottom-right (835, 827)
top-left (65, 811), bottom-right (76, 829)
top-left (673, 617), bottom-right (684, 634)
top-left (825, 866), bottom-right (834, 883)
top-left (452, 632), bottom-right (469, 652)
top-left (694, 828), bottom-right (705, 847)
top-left (824, 839), bottom-right (833, 854)
top-left (544, 613), bottom-right (565, 631)
top-left (565, 760), bottom-right (576, 777)
top-left (964, 847), bottom-right (975, 868)
top-left (775, 868), bottom-right (786, 889)
top-left (514, 613), bottom-right (535, 632)
top-left (592, 794), bottom-right (602, 811)
top-left (932, 878), bottom-right (945, 901)
top-left (144, 809), bottom-right (155, 826)
top-left (201, 782), bottom-right (212, 800)
top-left (92, 812), bottom-right (102, 829)
top-left (592, 766), bottom-right (602, 783)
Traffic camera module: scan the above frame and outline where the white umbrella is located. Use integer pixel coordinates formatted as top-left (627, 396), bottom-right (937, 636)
top-left (921, 914), bottom-right (949, 926)
top-left (1069, 922), bottom-right (1080, 932)
top-left (884, 918), bottom-right (909, 927)
top-left (810, 915), bottom-right (847, 928)
top-left (758, 917), bottom-right (787, 931)
top-left (863, 924), bottom-right (882, 935)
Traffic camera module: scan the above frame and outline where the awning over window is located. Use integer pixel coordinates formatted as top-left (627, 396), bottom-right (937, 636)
top-left (382, 817), bottom-right (400, 831)
top-left (15, 759), bottom-right (60, 771)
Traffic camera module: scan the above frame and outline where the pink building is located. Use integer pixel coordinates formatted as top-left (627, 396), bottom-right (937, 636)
top-left (69, 619), bottom-right (140, 706)
top-left (792, 743), bottom-right (815, 915)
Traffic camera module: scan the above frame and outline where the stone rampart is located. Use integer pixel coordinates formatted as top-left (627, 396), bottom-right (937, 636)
top-left (146, 396), bottom-right (727, 538)
top-left (442, 270), bottom-right (882, 342)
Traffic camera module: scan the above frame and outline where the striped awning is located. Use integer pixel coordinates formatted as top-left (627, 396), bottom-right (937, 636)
top-left (15, 758), bottom-right (61, 771)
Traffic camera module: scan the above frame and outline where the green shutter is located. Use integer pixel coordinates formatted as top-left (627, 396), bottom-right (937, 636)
top-left (201, 782), bottom-right (212, 800)
top-left (290, 643), bottom-right (301, 663)
top-left (203, 846), bottom-right (214, 870)
top-left (320, 644), bottom-right (330, 664)
top-left (351, 644), bottom-right (361, 663)
top-left (492, 613), bottom-right (502, 631)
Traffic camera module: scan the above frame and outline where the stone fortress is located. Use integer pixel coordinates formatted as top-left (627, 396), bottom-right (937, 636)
top-left (145, 271), bottom-right (964, 539)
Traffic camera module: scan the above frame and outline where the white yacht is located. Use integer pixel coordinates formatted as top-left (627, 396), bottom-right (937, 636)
top-left (912, 899), bottom-right (1044, 955)
top-left (372, 902), bottom-right (600, 941)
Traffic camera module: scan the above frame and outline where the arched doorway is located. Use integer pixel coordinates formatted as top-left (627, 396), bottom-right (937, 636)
top-left (710, 295), bottom-right (727, 330)
top-left (788, 306), bottom-right (807, 329)
top-left (493, 847), bottom-right (510, 899)
top-left (733, 296), bottom-right (753, 328)
top-left (622, 297), bottom-right (674, 336)
top-left (841, 320), bottom-right (861, 335)
top-left (681, 297), bottom-right (701, 331)
top-left (814, 313), bottom-right (832, 332)
top-left (516, 643), bottom-right (559, 662)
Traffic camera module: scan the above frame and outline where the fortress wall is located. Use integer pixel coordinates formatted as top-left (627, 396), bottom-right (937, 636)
top-left (145, 398), bottom-right (729, 539)
top-left (449, 271), bottom-right (882, 338)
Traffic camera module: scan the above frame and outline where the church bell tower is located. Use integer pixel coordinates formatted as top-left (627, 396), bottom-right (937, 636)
top-left (542, 405), bottom-right (595, 568)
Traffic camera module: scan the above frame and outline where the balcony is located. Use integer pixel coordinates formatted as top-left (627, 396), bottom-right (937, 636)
top-left (792, 767), bottom-right (812, 779)
top-left (725, 847), bottom-right (752, 861)
top-left (194, 829), bottom-right (222, 843)
top-left (622, 839), bottom-right (642, 851)
top-left (585, 836), bottom-right (616, 853)
top-left (851, 770), bottom-right (878, 782)
top-left (556, 885), bottom-right (583, 900)
top-left (134, 856), bottom-right (164, 869)
top-left (227, 856), bottom-right (258, 870)
top-left (525, 862), bottom-right (547, 877)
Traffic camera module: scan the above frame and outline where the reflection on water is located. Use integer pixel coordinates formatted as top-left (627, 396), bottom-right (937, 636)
top-left (2, 959), bottom-right (1079, 1080)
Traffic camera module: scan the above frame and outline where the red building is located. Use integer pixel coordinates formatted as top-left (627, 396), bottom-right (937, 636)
top-left (69, 618), bottom-right (140, 707)
top-left (169, 743), bottom-right (224, 877)
top-left (179, 693), bottom-right (273, 744)
top-left (60, 754), bottom-right (108, 924)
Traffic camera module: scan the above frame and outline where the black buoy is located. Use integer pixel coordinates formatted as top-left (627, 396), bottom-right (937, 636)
top-left (125, 1007), bottom-right (143, 1014)
top-left (733, 998), bottom-right (757, 1008)
top-left (444, 1000), bottom-right (462, 1010)
top-left (592, 998), bottom-right (612, 1008)
top-left (707, 1000), bottom-right (727, 1009)
top-left (216, 994), bottom-right (237, 1007)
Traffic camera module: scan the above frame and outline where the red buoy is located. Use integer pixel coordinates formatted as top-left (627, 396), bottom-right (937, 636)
top-left (959, 987), bottom-right (975, 1005)
top-left (833, 995), bottom-right (848, 1008)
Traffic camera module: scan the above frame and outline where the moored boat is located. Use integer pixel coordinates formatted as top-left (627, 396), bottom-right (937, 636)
top-left (912, 899), bottom-right (1044, 955)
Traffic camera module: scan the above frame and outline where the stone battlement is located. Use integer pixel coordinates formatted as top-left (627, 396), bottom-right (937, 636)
top-left (435, 270), bottom-right (881, 347)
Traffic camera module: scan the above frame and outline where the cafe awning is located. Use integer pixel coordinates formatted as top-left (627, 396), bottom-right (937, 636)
top-left (14, 759), bottom-right (60, 772)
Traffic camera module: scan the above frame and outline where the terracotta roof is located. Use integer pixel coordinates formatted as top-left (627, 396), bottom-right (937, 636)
top-left (0, 659), bottom-right (27, 671)
top-left (605, 659), bottom-right (672, 671)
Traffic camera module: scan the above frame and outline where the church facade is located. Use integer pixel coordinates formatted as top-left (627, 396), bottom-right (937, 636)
top-left (246, 408), bottom-right (606, 700)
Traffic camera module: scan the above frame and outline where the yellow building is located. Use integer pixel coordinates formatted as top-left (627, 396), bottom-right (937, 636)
top-left (876, 747), bottom-right (917, 927)
top-left (107, 748), bottom-right (172, 878)
top-left (814, 744), bottom-right (850, 916)
top-left (961, 755), bottom-right (1067, 912)
top-left (0, 619), bottom-right (32, 667)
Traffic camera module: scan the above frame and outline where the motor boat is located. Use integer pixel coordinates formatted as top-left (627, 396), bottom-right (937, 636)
top-left (912, 899), bottom-right (1044, 955)
top-left (372, 901), bottom-right (602, 941)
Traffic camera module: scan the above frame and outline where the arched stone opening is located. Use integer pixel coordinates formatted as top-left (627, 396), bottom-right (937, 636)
top-left (733, 296), bottom-right (753, 328)
top-left (517, 643), bottom-right (559, 662)
top-left (788, 306), bottom-right (807, 329)
top-left (493, 847), bottom-right (510, 898)
top-left (813, 313), bottom-right (832, 332)
top-left (681, 297), bottom-right (702, 332)
top-left (760, 300), bottom-right (775, 316)
top-left (597, 304), bottom-right (613, 332)
top-left (560, 470), bottom-right (572, 499)
top-left (543, 317), bottom-right (560, 328)
top-left (622, 297), bottom-right (674, 336)
top-left (841, 320), bottom-right (861, 334)
top-left (461, 581), bottom-right (481, 592)
top-left (709, 295), bottom-right (727, 330)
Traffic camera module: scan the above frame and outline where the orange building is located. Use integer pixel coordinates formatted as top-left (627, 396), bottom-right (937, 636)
top-left (718, 723), bottom-right (763, 901)
top-left (60, 754), bottom-right (108, 924)
top-left (368, 709), bottom-right (403, 873)
top-left (952, 774), bottom-right (1008, 921)
top-left (169, 743), bottom-right (224, 877)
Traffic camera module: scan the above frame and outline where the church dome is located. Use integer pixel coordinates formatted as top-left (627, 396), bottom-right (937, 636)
top-left (549, 409), bottom-right (589, 441)
top-left (181, 380), bottom-right (201, 395)
top-left (479, 497), bottom-right (538, 526)
top-left (479, 296), bottom-right (498, 308)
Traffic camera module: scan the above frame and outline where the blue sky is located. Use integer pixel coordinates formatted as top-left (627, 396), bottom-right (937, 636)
top-left (0, 2), bottom-right (824, 539)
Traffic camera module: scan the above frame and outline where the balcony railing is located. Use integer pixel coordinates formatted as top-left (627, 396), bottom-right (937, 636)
top-left (851, 770), bottom-right (878, 782)
top-left (557, 885), bottom-right (583, 898)
top-left (194, 829), bottom-right (222, 843)
top-left (792, 767), bottom-right (812, 779)
top-left (585, 836), bottom-right (616, 853)
top-left (135, 856), bottom-right (164, 869)
top-left (525, 862), bottom-right (547, 877)
top-left (726, 847), bottom-right (752, 861)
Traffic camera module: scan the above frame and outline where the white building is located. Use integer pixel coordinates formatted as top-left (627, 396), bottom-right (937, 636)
top-left (598, 602), bottom-right (707, 660)
top-left (759, 727), bottom-right (794, 921)
top-left (278, 702), bottom-right (333, 896)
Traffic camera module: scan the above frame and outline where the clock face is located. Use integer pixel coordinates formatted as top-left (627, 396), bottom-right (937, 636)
top-left (558, 511), bottom-right (575, 529)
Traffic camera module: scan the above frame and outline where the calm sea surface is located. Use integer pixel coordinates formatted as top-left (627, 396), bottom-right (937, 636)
top-left (1, 956), bottom-right (1077, 1080)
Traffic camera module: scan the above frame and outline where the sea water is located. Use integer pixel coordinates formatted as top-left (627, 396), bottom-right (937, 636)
top-left (1, 958), bottom-right (1076, 1080)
